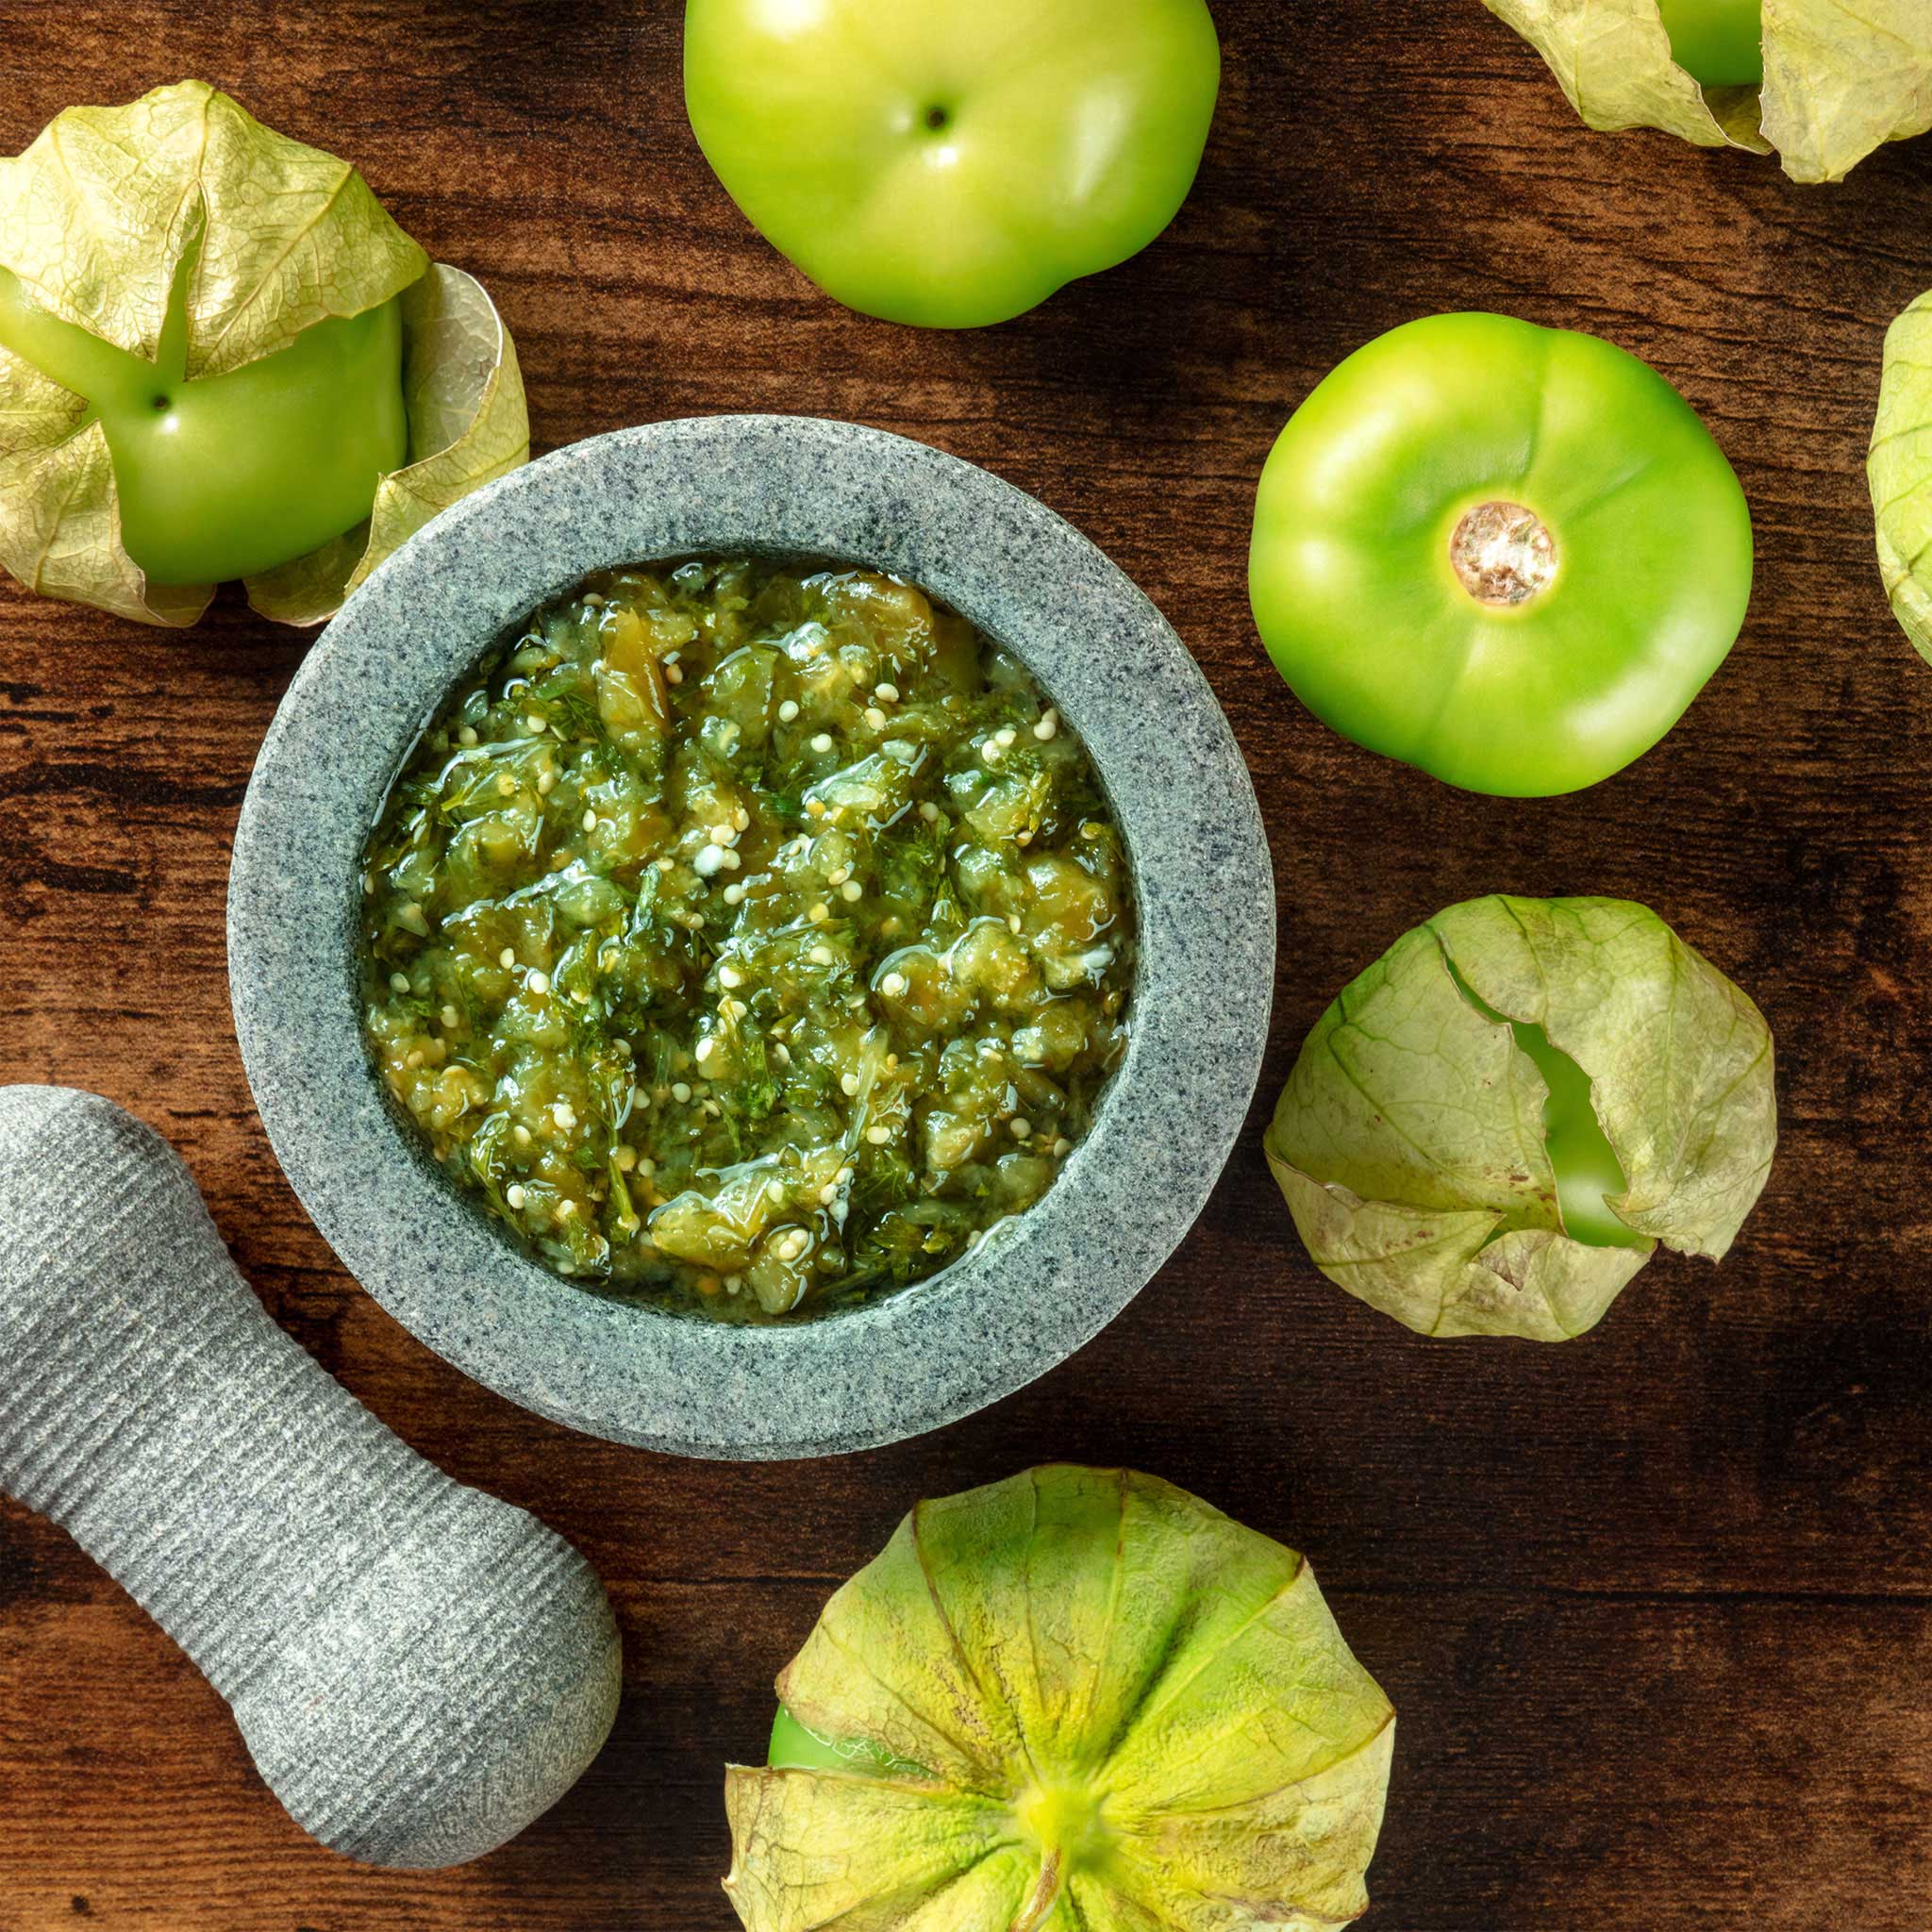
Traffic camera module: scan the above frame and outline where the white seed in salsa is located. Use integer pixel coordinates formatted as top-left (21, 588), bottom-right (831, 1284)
top-left (359, 558), bottom-right (1133, 1322)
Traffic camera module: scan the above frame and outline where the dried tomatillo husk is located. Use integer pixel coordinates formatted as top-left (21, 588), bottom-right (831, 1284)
top-left (1267, 895), bottom-right (1776, 1341)
top-left (1483, 0), bottom-right (1932, 184)
top-left (1871, 289), bottom-right (1932, 663)
top-left (724, 1466), bottom-right (1394, 1932)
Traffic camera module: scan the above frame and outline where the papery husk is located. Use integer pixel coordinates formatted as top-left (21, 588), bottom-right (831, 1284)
top-left (1484, 0), bottom-right (1932, 183)
top-left (1266, 895), bottom-right (1776, 1341)
top-left (724, 1466), bottom-right (1395, 1932)
top-left (1870, 290), bottom-right (1932, 661)
top-left (243, 265), bottom-right (529, 625)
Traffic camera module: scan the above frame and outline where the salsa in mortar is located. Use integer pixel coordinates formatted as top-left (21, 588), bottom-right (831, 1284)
top-left (359, 558), bottom-right (1134, 1322)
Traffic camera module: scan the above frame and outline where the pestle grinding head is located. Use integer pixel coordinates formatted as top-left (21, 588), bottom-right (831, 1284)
top-left (0, 1086), bottom-right (624, 1869)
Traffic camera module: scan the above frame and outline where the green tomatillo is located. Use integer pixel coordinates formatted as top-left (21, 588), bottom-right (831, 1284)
top-left (1266, 895), bottom-right (1777, 1342)
top-left (1249, 312), bottom-right (1753, 797)
top-left (767, 1707), bottom-right (846, 1774)
top-left (768, 1707), bottom-right (923, 1778)
top-left (0, 81), bottom-right (529, 627)
top-left (683, 0), bottom-right (1221, 329)
top-left (727, 1466), bottom-right (1394, 1932)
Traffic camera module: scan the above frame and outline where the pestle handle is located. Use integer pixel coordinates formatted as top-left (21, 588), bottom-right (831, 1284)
top-left (0, 1086), bottom-right (623, 1869)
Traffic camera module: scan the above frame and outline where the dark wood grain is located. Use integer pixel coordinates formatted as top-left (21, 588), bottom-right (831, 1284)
top-left (4, 2), bottom-right (1932, 1926)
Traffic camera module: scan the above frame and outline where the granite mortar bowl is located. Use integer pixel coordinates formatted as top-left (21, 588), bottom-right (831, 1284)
top-left (228, 416), bottom-right (1274, 1459)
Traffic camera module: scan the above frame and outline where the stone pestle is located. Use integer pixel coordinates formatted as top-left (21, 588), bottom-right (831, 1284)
top-left (0, 1085), bottom-right (624, 1868)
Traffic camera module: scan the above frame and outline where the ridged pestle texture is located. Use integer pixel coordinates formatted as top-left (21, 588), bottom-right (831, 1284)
top-left (0, 1085), bottom-right (624, 1869)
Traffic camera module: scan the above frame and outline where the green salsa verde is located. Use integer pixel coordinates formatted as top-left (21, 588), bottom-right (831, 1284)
top-left (359, 558), bottom-right (1134, 1322)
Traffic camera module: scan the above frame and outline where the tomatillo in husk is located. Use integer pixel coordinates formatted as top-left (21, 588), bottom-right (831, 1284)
top-left (1248, 312), bottom-right (1753, 797)
top-left (0, 82), bottom-right (528, 627)
top-left (1485, 0), bottom-right (1931, 183)
top-left (727, 1466), bottom-right (1394, 1931)
top-left (1870, 287), bottom-right (1932, 661)
top-left (0, 270), bottom-right (407, 588)
top-left (1266, 895), bottom-right (1777, 1342)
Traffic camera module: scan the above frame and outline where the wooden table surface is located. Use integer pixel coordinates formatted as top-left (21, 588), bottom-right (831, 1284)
top-left (4, 3), bottom-right (1930, 1927)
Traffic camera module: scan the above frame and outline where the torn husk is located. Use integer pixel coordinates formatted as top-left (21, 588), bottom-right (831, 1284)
top-left (1267, 895), bottom-right (1776, 1341)
top-left (1484, 0), bottom-right (1932, 184)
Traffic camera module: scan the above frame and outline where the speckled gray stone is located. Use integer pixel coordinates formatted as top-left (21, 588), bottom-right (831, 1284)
top-left (227, 415), bottom-right (1274, 1460)
top-left (0, 1086), bottom-right (623, 1868)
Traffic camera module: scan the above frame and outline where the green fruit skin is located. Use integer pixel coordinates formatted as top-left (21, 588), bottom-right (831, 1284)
top-left (1503, 1019), bottom-right (1644, 1250)
top-left (1248, 311), bottom-right (1754, 798)
top-left (768, 1705), bottom-right (921, 1777)
top-left (1448, 961), bottom-right (1643, 1251)
top-left (683, 0), bottom-right (1220, 329)
top-left (110, 300), bottom-right (407, 585)
top-left (1657, 0), bottom-right (1764, 89)
top-left (0, 273), bottom-right (406, 586)
top-left (768, 1706), bottom-right (849, 1773)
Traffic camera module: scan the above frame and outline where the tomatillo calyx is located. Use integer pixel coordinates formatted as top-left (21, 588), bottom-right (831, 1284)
top-left (683, 0), bottom-right (1221, 329)
top-left (1248, 312), bottom-right (1753, 798)
top-left (732, 1469), bottom-right (1392, 1930)
top-left (0, 82), bottom-right (529, 628)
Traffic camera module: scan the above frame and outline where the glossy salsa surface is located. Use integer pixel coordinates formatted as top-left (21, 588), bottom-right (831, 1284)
top-left (358, 558), bottom-right (1134, 1322)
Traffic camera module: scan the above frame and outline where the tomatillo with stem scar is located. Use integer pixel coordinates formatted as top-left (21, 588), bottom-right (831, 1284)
top-left (683, 0), bottom-right (1221, 329)
top-left (1248, 312), bottom-right (1753, 797)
